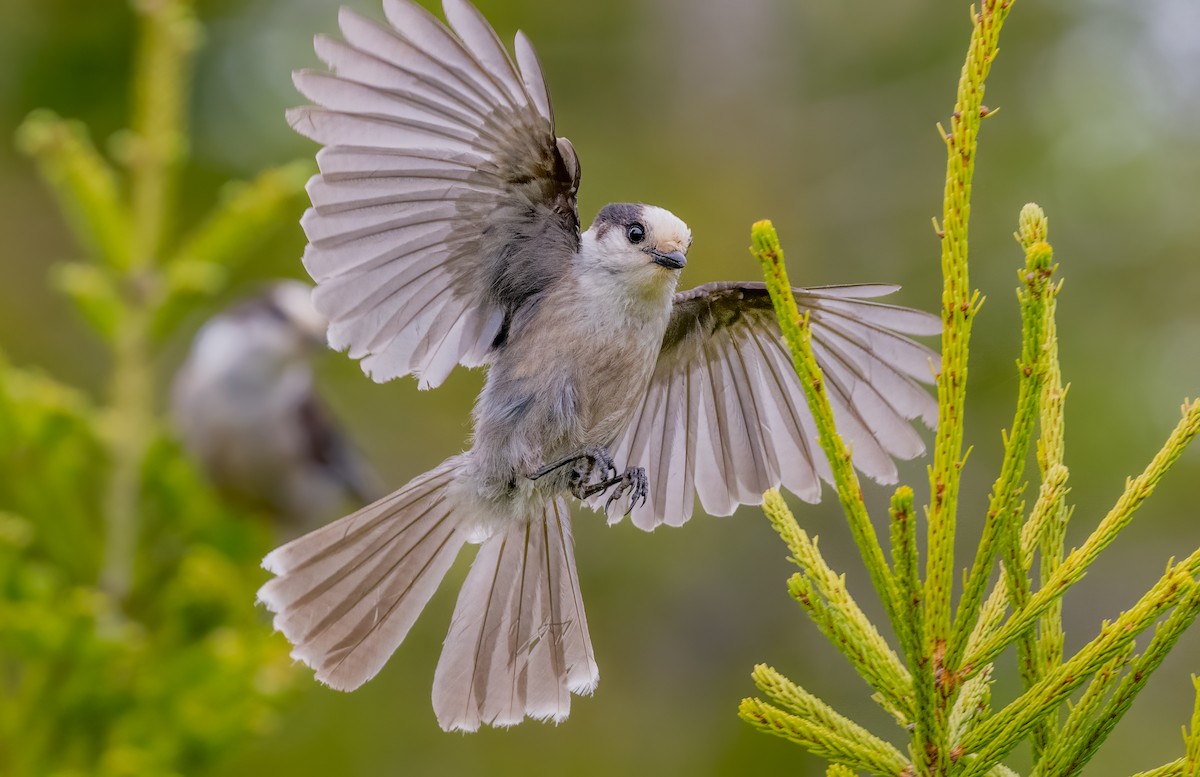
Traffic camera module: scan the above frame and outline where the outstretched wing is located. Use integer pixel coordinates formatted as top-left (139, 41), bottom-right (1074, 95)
top-left (604, 282), bottom-right (940, 530)
top-left (292, 0), bottom-right (581, 388)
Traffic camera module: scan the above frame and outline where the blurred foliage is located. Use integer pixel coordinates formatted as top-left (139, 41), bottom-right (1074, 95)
top-left (0, 0), bottom-right (306, 774)
top-left (0, 358), bottom-right (295, 776)
top-left (1, 0), bottom-right (1199, 775)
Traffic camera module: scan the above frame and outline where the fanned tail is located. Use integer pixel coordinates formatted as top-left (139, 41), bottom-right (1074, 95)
top-left (258, 455), bottom-right (468, 691)
top-left (259, 458), bottom-right (601, 729)
top-left (432, 496), bottom-right (599, 732)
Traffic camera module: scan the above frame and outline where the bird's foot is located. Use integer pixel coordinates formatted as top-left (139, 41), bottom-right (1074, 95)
top-left (569, 446), bottom-right (618, 491)
top-left (577, 465), bottom-right (648, 515)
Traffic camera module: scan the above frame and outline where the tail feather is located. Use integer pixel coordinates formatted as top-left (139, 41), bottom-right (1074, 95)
top-left (432, 497), bottom-right (599, 732)
top-left (258, 456), bottom-right (601, 726)
top-left (258, 457), bottom-right (467, 691)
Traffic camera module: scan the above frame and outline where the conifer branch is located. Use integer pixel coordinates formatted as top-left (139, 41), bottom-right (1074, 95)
top-left (958, 553), bottom-right (1200, 775)
top-left (739, 696), bottom-right (909, 776)
top-left (1043, 584), bottom-right (1200, 776)
top-left (751, 224), bottom-right (903, 639)
top-left (742, 4), bottom-right (1200, 775)
top-left (763, 491), bottom-right (913, 719)
top-left (16, 112), bottom-right (132, 269)
top-left (964, 399), bottom-right (1200, 672)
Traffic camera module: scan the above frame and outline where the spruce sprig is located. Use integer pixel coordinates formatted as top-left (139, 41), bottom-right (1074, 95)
top-left (738, 2), bottom-right (1200, 774)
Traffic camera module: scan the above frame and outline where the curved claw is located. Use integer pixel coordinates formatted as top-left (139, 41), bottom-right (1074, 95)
top-left (604, 466), bottom-right (648, 515)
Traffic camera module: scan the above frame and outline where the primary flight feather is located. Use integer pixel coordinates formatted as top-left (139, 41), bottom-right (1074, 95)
top-left (259, 0), bottom-right (939, 732)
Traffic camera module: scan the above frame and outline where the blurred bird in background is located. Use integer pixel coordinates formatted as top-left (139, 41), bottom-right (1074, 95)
top-left (258, 0), bottom-right (939, 732)
top-left (172, 280), bottom-right (381, 531)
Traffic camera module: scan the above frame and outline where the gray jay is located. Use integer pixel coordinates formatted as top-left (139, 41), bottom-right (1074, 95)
top-left (172, 280), bottom-right (379, 528)
top-left (259, 0), bottom-right (940, 732)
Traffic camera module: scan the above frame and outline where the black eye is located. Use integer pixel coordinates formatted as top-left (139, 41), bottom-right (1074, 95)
top-left (626, 223), bottom-right (646, 244)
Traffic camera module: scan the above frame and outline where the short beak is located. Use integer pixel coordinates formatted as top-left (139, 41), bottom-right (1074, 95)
top-left (650, 249), bottom-right (687, 270)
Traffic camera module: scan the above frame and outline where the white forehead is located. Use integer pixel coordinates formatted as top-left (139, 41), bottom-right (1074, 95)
top-left (641, 205), bottom-right (691, 246)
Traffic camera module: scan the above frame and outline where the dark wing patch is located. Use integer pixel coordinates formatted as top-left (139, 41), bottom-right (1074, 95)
top-left (597, 281), bottom-right (940, 530)
top-left (293, 0), bottom-right (582, 388)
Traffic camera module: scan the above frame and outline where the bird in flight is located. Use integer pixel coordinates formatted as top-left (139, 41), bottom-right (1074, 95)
top-left (259, 0), bottom-right (939, 733)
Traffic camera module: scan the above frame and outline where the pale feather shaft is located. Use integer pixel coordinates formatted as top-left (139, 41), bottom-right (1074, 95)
top-left (294, 0), bottom-right (580, 388)
top-left (433, 497), bottom-right (598, 731)
top-left (258, 457), bottom-right (467, 691)
top-left (602, 282), bottom-right (938, 530)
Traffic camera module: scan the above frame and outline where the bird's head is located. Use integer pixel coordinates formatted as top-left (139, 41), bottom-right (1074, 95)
top-left (583, 203), bottom-right (692, 296)
top-left (179, 280), bottom-right (326, 407)
top-left (206, 281), bottom-right (327, 373)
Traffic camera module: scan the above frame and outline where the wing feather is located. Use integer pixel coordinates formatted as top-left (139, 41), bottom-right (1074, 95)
top-left (313, 33), bottom-right (491, 121)
top-left (604, 282), bottom-right (938, 530)
top-left (749, 326), bottom-right (825, 501)
top-left (295, 0), bottom-right (580, 388)
top-left (382, 0), bottom-right (519, 109)
top-left (442, 0), bottom-right (530, 107)
top-left (514, 32), bottom-right (552, 123)
top-left (728, 331), bottom-right (781, 492)
top-left (649, 373), bottom-right (683, 527)
top-left (815, 323), bottom-right (937, 425)
top-left (337, 9), bottom-right (495, 112)
top-left (694, 342), bottom-right (739, 515)
top-left (813, 336), bottom-right (925, 457)
top-left (671, 367), bottom-right (700, 526)
top-left (305, 175), bottom-right (504, 215)
top-left (810, 339), bottom-right (898, 483)
top-left (313, 146), bottom-right (489, 182)
top-left (293, 71), bottom-right (484, 138)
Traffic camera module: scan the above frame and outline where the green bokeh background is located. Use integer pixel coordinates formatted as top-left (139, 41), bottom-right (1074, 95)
top-left (2, 0), bottom-right (1199, 774)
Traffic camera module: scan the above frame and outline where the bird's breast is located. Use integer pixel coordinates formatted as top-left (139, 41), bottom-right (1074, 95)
top-left (551, 293), bottom-right (669, 450)
top-left (468, 278), bottom-right (672, 493)
top-left (572, 329), bottom-right (660, 441)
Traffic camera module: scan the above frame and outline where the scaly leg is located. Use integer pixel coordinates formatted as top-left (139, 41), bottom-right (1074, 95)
top-left (529, 446), bottom-right (617, 484)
